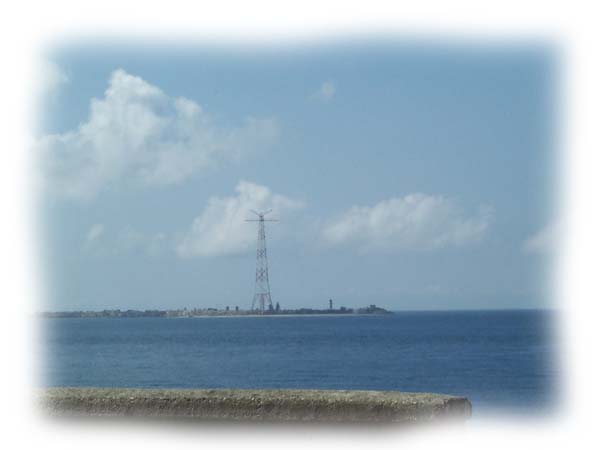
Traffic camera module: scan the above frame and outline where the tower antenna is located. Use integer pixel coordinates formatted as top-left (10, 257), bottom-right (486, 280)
top-left (245, 210), bottom-right (278, 314)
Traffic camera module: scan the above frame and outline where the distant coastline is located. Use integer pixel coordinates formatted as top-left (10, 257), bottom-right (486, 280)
top-left (37, 304), bottom-right (392, 318)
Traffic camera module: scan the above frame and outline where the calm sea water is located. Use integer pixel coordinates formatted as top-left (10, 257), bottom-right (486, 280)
top-left (41, 310), bottom-right (557, 416)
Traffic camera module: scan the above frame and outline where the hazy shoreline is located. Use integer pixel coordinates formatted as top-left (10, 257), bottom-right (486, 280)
top-left (36, 304), bottom-right (392, 319)
top-left (39, 312), bottom-right (393, 319)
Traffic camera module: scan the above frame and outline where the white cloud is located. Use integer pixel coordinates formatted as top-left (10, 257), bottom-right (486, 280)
top-left (118, 227), bottom-right (168, 256)
top-left (40, 60), bottom-right (69, 94)
top-left (84, 224), bottom-right (169, 256)
top-left (177, 181), bottom-right (304, 258)
top-left (85, 223), bottom-right (104, 243)
top-left (321, 193), bottom-right (492, 252)
top-left (309, 81), bottom-right (336, 103)
top-left (83, 223), bottom-right (108, 253)
top-left (523, 222), bottom-right (559, 254)
top-left (37, 69), bottom-right (280, 200)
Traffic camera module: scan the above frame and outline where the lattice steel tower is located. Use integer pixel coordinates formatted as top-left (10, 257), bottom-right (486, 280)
top-left (246, 210), bottom-right (277, 313)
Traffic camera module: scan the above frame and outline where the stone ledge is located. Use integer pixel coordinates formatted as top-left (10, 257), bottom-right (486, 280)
top-left (39, 387), bottom-right (472, 423)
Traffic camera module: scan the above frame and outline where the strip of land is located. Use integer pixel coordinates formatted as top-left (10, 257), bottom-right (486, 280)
top-left (39, 387), bottom-right (471, 423)
top-left (37, 304), bottom-right (392, 318)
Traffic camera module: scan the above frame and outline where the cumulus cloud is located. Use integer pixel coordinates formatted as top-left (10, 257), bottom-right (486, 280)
top-left (40, 60), bottom-right (69, 94)
top-left (118, 227), bottom-right (168, 256)
top-left (37, 69), bottom-right (280, 200)
top-left (83, 224), bottom-right (169, 256)
top-left (83, 223), bottom-right (108, 253)
top-left (321, 193), bottom-right (492, 252)
top-left (177, 181), bottom-right (304, 258)
top-left (523, 222), bottom-right (559, 254)
top-left (309, 81), bottom-right (336, 103)
top-left (85, 223), bottom-right (105, 243)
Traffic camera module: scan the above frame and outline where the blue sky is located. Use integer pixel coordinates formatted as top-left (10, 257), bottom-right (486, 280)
top-left (37, 41), bottom-right (556, 311)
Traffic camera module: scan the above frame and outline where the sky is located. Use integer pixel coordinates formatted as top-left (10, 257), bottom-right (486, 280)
top-left (36, 41), bottom-right (557, 311)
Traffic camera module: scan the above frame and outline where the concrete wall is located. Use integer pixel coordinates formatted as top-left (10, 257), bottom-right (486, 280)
top-left (39, 388), bottom-right (471, 423)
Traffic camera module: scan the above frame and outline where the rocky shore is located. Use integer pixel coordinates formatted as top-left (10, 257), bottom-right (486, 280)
top-left (39, 388), bottom-right (471, 423)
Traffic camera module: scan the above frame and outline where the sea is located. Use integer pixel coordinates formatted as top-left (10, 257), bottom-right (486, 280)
top-left (41, 309), bottom-right (558, 417)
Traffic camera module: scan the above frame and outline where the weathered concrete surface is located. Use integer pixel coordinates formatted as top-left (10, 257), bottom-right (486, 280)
top-left (39, 388), bottom-right (471, 423)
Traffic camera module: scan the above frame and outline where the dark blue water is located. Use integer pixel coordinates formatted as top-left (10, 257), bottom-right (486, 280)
top-left (42, 310), bottom-right (557, 415)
